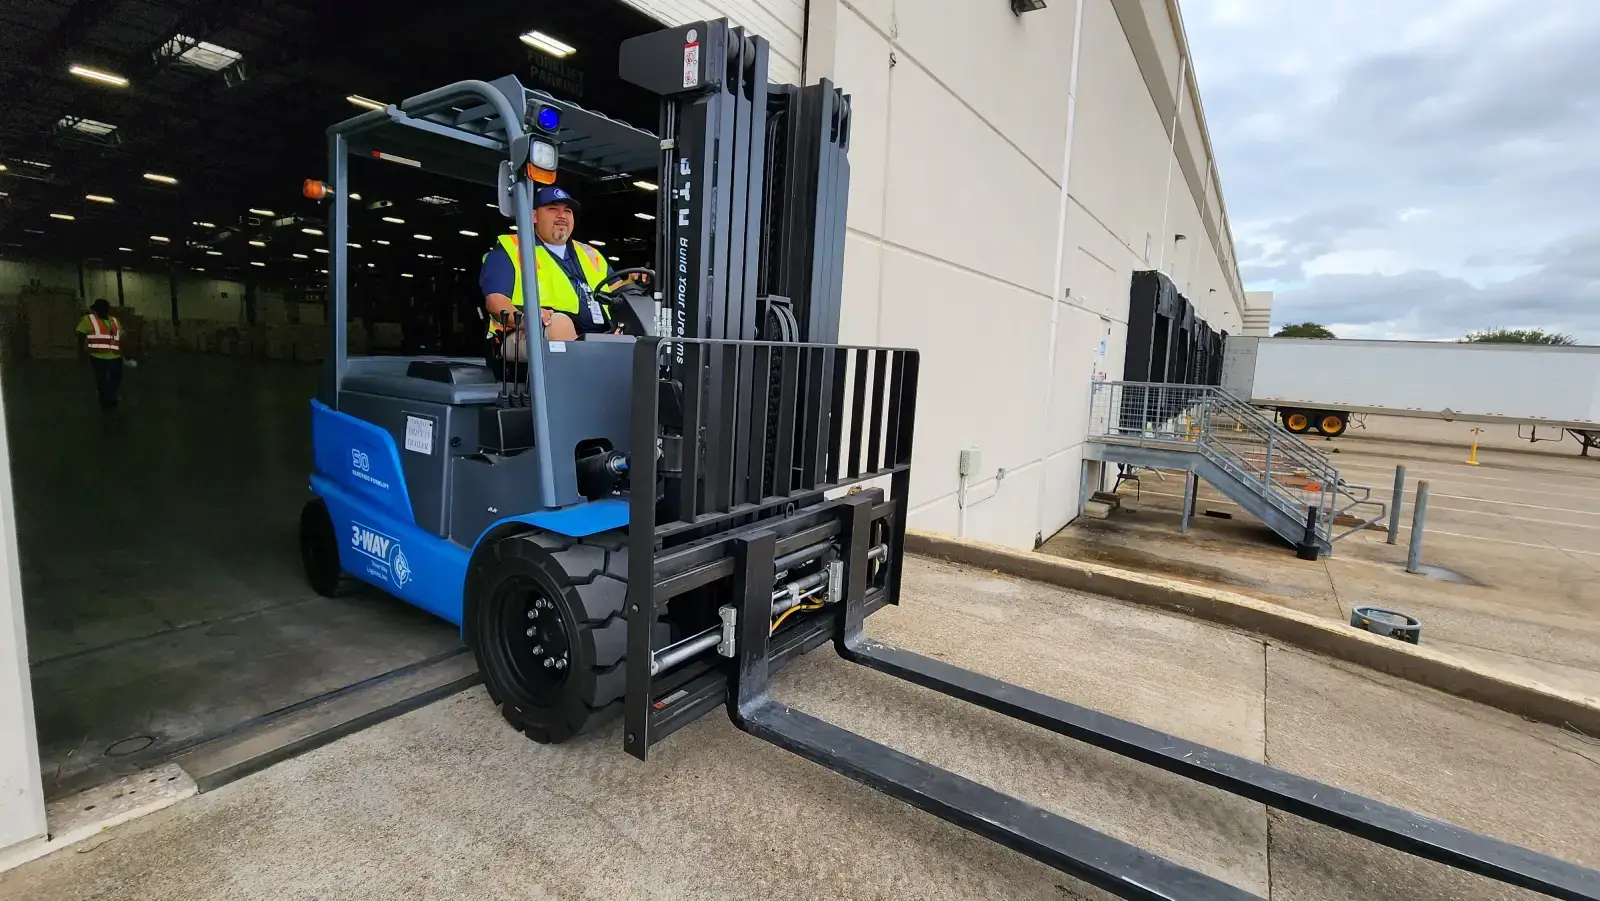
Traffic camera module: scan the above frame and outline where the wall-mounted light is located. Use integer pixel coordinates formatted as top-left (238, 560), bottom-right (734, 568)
top-left (1011, 0), bottom-right (1047, 14)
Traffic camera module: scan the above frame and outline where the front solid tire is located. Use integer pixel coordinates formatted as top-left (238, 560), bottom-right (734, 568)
top-left (468, 530), bottom-right (630, 744)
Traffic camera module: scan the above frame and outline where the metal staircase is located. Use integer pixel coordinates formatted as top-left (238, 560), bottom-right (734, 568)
top-left (1083, 381), bottom-right (1386, 554)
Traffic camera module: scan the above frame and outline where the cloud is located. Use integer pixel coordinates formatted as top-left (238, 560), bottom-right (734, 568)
top-left (1273, 229), bottom-right (1600, 340)
top-left (1186, 0), bottom-right (1600, 338)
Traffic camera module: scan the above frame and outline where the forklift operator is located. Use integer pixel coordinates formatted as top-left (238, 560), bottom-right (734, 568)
top-left (480, 185), bottom-right (612, 367)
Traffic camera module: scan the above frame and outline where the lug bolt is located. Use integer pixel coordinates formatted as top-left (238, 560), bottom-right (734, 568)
top-left (526, 628), bottom-right (535, 637)
top-left (543, 658), bottom-right (554, 668)
top-left (531, 645), bottom-right (542, 655)
top-left (527, 609), bottom-right (536, 619)
top-left (555, 658), bottom-right (566, 670)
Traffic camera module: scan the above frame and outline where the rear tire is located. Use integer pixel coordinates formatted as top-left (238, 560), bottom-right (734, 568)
top-left (1283, 410), bottom-right (1311, 434)
top-left (1316, 412), bottom-right (1348, 437)
top-left (469, 530), bottom-right (630, 744)
top-left (300, 499), bottom-right (350, 598)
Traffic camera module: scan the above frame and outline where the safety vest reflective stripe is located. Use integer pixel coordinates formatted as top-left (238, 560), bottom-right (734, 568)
top-left (487, 234), bottom-right (609, 336)
top-left (86, 314), bottom-right (121, 352)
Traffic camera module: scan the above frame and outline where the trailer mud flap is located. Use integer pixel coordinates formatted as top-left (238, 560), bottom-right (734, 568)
top-left (724, 497), bottom-right (1600, 901)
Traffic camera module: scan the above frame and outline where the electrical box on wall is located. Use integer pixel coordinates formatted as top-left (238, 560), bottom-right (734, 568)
top-left (958, 448), bottom-right (981, 477)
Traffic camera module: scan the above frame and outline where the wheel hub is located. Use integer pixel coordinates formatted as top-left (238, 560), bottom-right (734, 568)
top-left (497, 577), bottom-right (572, 700)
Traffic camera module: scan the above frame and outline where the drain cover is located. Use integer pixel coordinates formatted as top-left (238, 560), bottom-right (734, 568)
top-left (1350, 606), bottom-right (1421, 644)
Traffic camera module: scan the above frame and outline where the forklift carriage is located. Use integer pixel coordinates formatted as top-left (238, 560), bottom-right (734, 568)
top-left (299, 20), bottom-right (1600, 901)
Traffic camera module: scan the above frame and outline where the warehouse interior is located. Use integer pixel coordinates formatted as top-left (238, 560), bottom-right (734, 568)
top-left (0, 0), bottom-right (666, 795)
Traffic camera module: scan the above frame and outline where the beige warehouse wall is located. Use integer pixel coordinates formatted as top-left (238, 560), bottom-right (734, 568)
top-left (596, 0), bottom-right (1243, 548)
top-left (810, 0), bottom-right (1242, 548)
top-left (0, 364), bottom-right (46, 856)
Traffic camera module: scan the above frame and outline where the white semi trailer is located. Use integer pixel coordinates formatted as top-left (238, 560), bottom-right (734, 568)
top-left (1221, 337), bottom-right (1600, 450)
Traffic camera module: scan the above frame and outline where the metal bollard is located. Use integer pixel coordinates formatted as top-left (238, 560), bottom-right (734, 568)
top-left (1405, 480), bottom-right (1430, 573)
top-left (1387, 464), bottom-right (1406, 545)
top-left (1295, 506), bottom-right (1321, 560)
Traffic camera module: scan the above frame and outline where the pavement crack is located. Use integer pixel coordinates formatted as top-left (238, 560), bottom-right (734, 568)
top-left (1262, 640), bottom-right (1275, 899)
top-left (1319, 558), bottom-right (1344, 620)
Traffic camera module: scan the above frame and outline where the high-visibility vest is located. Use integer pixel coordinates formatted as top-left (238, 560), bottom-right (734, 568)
top-left (85, 314), bottom-right (122, 357)
top-left (486, 234), bottom-right (610, 336)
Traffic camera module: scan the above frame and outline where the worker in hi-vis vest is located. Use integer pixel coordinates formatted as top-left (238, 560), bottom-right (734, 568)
top-left (75, 298), bottom-right (124, 409)
top-left (478, 185), bottom-right (612, 377)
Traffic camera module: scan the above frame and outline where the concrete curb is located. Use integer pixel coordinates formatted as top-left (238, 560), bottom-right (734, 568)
top-left (906, 530), bottom-right (1600, 736)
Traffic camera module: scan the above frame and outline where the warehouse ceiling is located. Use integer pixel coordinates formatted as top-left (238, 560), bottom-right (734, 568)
top-left (0, 0), bottom-right (665, 285)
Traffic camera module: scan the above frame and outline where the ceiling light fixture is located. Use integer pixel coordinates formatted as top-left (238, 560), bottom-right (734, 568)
top-left (85, 194), bottom-right (115, 204)
top-left (162, 34), bottom-right (242, 71)
top-left (194, 220), bottom-right (215, 228)
top-left (375, 239), bottom-right (391, 245)
top-left (143, 172), bottom-right (178, 184)
top-left (346, 95), bottom-right (385, 111)
top-left (206, 250), bottom-right (222, 256)
top-left (250, 261), bottom-right (265, 267)
top-left (413, 234), bottom-right (432, 241)
top-left (401, 273), bottom-right (415, 278)
top-left (69, 64), bottom-right (128, 87)
top-left (632, 180), bottom-right (658, 191)
top-left (119, 246), bottom-right (133, 252)
top-left (293, 253), bottom-right (309, 259)
top-left (519, 31), bottom-right (577, 58)
top-left (382, 216), bottom-right (405, 224)
top-left (302, 227), bottom-right (324, 236)
top-left (348, 242), bottom-right (362, 249)
top-left (459, 229), bottom-right (479, 237)
top-left (607, 255), bottom-right (620, 262)
top-left (249, 240), bottom-right (266, 247)
top-left (315, 248), bottom-right (329, 254)
top-left (587, 239), bottom-right (606, 247)
top-left (418, 195), bottom-right (457, 205)
top-left (59, 116), bottom-right (117, 136)
top-left (50, 213), bottom-right (75, 221)
top-left (150, 235), bottom-right (170, 243)
top-left (634, 212), bottom-right (655, 221)
top-left (249, 208), bottom-right (275, 217)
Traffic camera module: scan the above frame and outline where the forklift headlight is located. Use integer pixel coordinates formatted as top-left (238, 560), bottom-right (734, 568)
top-left (529, 141), bottom-right (558, 171)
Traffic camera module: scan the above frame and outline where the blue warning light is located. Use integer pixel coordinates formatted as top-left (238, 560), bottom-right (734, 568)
top-left (536, 105), bottom-right (561, 132)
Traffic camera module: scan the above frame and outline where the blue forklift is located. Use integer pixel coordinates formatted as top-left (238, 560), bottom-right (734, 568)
top-left (298, 20), bottom-right (1599, 901)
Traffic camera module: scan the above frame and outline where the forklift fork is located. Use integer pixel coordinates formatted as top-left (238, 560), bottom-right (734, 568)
top-left (726, 495), bottom-right (1600, 901)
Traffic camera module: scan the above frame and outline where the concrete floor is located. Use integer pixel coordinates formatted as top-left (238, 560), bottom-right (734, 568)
top-left (1052, 426), bottom-right (1600, 698)
top-left (2, 355), bottom-right (460, 797)
top-left (2, 557), bottom-right (1596, 900)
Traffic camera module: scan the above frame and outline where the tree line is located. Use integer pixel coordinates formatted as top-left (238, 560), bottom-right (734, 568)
top-left (1272, 323), bottom-right (1576, 345)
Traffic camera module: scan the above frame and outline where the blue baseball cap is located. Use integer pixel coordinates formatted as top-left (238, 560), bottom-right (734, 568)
top-left (534, 185), bottom-right (580, 211)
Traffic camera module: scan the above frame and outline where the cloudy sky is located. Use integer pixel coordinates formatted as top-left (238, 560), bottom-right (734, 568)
top-left (1184, 0), bottom-right (1600, 340)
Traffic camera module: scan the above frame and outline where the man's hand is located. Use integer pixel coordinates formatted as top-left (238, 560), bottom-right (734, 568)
top-left (540, 308), bottom-right (553, 327)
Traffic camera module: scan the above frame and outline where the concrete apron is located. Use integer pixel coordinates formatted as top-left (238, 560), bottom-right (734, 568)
top-left (906, 529), bottom-right (1600, 737)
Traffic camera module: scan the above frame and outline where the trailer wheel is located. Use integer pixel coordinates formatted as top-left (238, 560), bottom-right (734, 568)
top-left (468, 530), bottom-right (630, 744)
top-left (1283, 410), bottom-right (1311, 434)
top-left (1316, 412), bottom-right (1348, 438)
top-left (299, 498), bottom-right (352, 597)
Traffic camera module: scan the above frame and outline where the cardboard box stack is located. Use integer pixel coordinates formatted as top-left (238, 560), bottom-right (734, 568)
top-left (22, 288), bottom-right (82, 359)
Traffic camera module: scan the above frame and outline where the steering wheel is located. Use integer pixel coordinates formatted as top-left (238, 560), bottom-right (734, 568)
top-left (596, 267), bottom-right (657, 297)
